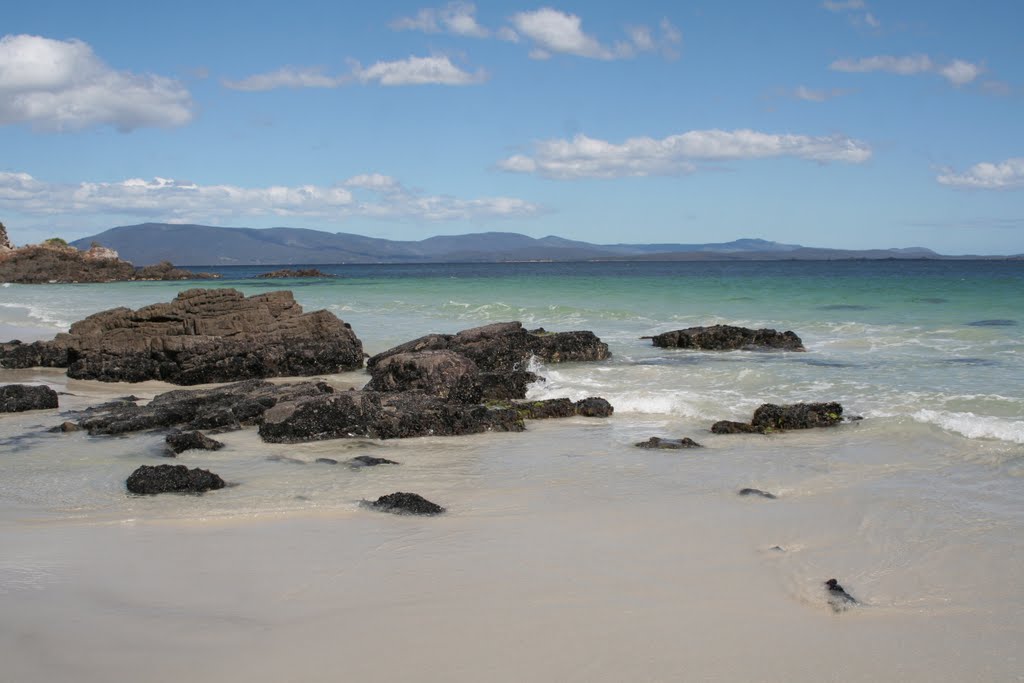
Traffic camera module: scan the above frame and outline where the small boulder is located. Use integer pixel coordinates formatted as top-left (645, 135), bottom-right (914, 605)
top-left (368, 492), bottom-right (445, 515)
top-left (0, 384), bottom-right (58, 412)
top-left (751, 402), bottom-right (843, 430)
top-left (315, 458), bottom-right (339, 465)
top-left (635, 436), bottom-right (703, 449)
top-left (48, 421), bottom-right (82, 433)
top-left (126, 464), bottom-right (225, 495)
top-left (165, 430), bottom-right (225, 455)
top-left (825, 578), bottom-right (857, 612)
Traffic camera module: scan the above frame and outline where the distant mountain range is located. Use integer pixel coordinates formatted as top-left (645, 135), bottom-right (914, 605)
top-left (71, 223), bottom-right (1006, 266)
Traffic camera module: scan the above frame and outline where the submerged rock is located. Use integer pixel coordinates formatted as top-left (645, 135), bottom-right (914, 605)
top-left (635, 436), bottom-right (703, 449)
top-left (315, 458), bottom-right (339, 465)
top-left (825, 578), bottom-right (857, 612)
top-left (126, 464), bottom-right (225, 495)
top-left (0, 384), bottom-right (58, 412)
top-left (738, 488), bottom-right (777, 499)
top-left (368, 492), bottom-right (445, 515)
top-left (710, 420), bottom-right (766, 435)
top-left (347, 455), bottom-right (399, 467)
top-left (513, 397), bottom-right (614, 420)
top-left (48, 421), bottom-right (82, 433)
top-left (650, 325), bottom-right (805, 351)
top-left (256, 268), bottom-right (331, 278)
top-left (0, 288), bottom-right (364, 384)
top-left (165, 430), bottom-right (225, 455)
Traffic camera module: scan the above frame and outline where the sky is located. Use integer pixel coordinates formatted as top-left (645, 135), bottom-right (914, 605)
top-left (1, 1), bottom-right (1022, 255)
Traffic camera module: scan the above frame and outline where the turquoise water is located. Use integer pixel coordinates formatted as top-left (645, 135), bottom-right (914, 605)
top-left (2, 260), bottom-right (1024, 681)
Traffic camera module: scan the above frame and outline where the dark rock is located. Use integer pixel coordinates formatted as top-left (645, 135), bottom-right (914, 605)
top-left (0, 384), bottom-right (58, 412)
top-left (368, 321), bottom-right (610, 373)
top-left (0, 240), bottom-right (216, 284)
top-left (256, 268), bottom-right (331, 278)
top-left (315, 458), bottom-right (339, 464)
top-left (512, 397), bottom-right (614, 420)
top-left (738, 488), bottom-right (777, 499)
top-left (0, 288), bottom-right (363, 384)
top-left (258, 390), bottom-right (524, 442)
top-left (125, 464), bottom-right (225, 495)
top-left (347, 455), bottom-right (399, 467)
top-left (77, 379), bottom-right (334, 435)
top-left (133, 261), bottom-right (219, 281)
top-left (651, 325), bottom-right (805, 351)
top-left (751, 402), bottom-right (843, 430)
top-left (165, 430), bottom-right (225, 455)
top-left (710, 420), bottom-right (766, 435)
top-left (477, 370), bottom-right (541, 401)
top-left (368, 492), bottom-right (445, 515)
top-left (48, 421), bottom-right (82, 433)
top-left (635, 436), bottom-right (703, 449)
top-left (825, 578), bottom-right (857, 612)
top-left (364, 350), bottom-right (483, 403)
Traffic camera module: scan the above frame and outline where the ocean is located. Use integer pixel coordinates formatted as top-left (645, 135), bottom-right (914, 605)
top-left (1, 260), bottom-right (1022, 682)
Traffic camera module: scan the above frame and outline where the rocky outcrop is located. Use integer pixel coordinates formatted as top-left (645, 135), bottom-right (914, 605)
top-left (635, 436), bottom-right (703, 449)
top-left (712, 402), bottom-right (844, 434)
top-left (258, 391), bottom-right (525, 442)
top-left (0, 239), bottom-right (217, 284)
top-left (75, 379), bottom-right (334, 435)
top-left (369, 321), bottom-right (610, 374)
top-left (650, 325), bottom-right (805, 351)
top-left (365, 350), bottom-right (484, 403)
top-left (512, 397), bottom-right (614, 420)
top-left (0, 384), bottom-right (58, 412)
top-left (0, 289), bottom-right (364, 384)
top-left (0, 221), bottom-right (11, 251)
top-left (256, 268), bottom-right (331, 278)
top-left (165, 430), bottom-right (225, 455)
top-left (126, 464), bottom-right (225, 494)
top-left (367, 492), bottom-right (445, 515)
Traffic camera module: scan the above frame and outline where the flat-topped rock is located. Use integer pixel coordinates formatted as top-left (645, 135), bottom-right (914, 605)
top-left (651, 325), bottom-right (805, 351)
top-left (0, 384), bottom-right (58, 412)
top-left (369, 321), bottom-right (610, 373)
top-left (635, 436), bottom-right (703, 449)
top-left (0, 288), bottom-right (364, 384)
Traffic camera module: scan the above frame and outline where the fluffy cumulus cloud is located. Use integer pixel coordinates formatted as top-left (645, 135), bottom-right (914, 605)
top-left (0, 171), bottom-right (541, 222)
top-left (224, 56), bottom-right (485, 90)
top-left (507, 8), bottom-right (680, 60)
top-left (830, 54), bottom-right (984, 86)
top-left (0, 34), bottom-right (193, 132)
top-left (936, 158), bottom-right (1024, 190)
top-left (391, 2), bottom-right (489, 38)
top-left (497, 130), bottom-right (872, 179)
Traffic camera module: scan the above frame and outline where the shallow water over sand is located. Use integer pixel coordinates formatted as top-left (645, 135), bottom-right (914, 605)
top-left (2, 261), bottom-right (1023, 680)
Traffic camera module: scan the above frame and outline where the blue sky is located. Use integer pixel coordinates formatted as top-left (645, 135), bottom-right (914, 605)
top-left (1, 1), bottom-right (1022, 254)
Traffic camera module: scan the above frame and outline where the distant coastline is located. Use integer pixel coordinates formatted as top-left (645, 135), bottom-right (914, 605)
top-left (69, 222), bottom-right (1023, 267)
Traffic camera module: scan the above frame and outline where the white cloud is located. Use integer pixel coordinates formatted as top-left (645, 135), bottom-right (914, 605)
top-left (0, 34), bottom-right (193, 132)
top-left (511, 8), bottom-right (618, 60)
top-left (831, 54), bottom-right (984, 86)
top-left (936, 158), bottom-right (1024, 190)
top-left (391, 2), bottom-right (489, 38)
top-left (225, 56), bottom-right (486, 91)
top-left (821, 0), bottom-right (879, 29)
top-left (352, 55), bottom-right (487, 86)
top-left (223, 67), bottom-right (348, 91)
top-left (938, 59), bottom-right (984, 86)
top-left (497, 130), bottom-right (872, 179)
top-left (0, 171), bottom-right (542, 222)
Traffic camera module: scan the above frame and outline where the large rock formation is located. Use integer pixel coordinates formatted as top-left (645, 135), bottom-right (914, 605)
top-left (651, 325), bottom-right (805, 351)
top-left (0, 384), bottom-right (59, 412)
top-left (366, 322), bottom-right (610, 401)
top-left (0, 288), bottom-right (365, 384)
top-left (0, 237), bottom-right (217, 284)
